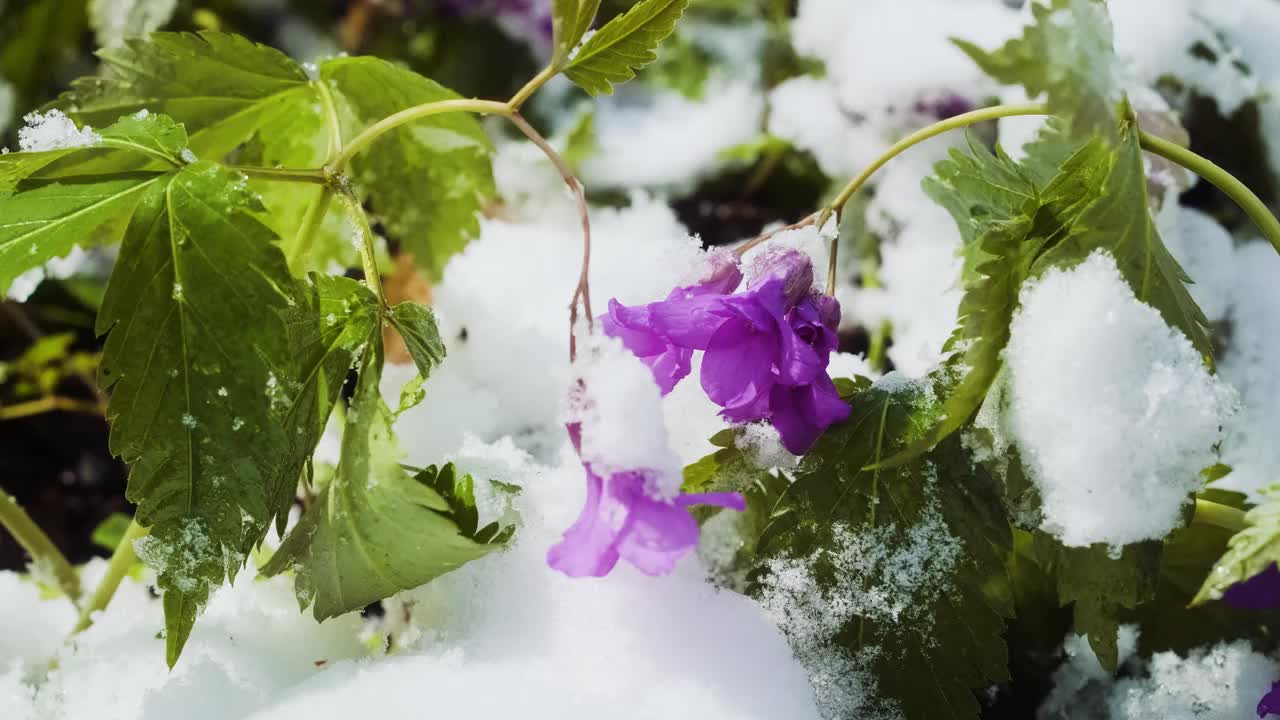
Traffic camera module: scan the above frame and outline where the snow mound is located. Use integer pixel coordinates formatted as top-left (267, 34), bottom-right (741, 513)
top-left (1003, 252), bottom-right (1237, 547)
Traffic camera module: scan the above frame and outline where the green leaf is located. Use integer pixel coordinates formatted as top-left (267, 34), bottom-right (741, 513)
top-left (55, 31), bottom-right (314, 161)
top-left (96, 162), bottom-right (309, 666)
top-left (1135, 489), bottom-right (1280, 656)
top-left (552, 0), bottom-right (604, 67)
top-left (387, 301), bottom-right (447, 380)
top-left (680, 429), bottom-right (792, 584)
top-left (0, 175), bottom-right (161, 296)
top-left (923, 134), bottom-right (1038, 249)
top-left (1033, 110), bottom-right (1214, 363)
top-left (275, 274), bottom-right (381, 529)
top-left (320, 57), bottom-right (495, 279)
top-left (0, 0), bottom-right (87, 106)
top-left (561, 109), bottom-right (599, 173)
top-left (1, 112), bottom-right (187, 191)
top-left (955, 0), bottom-right (1121, 138)
top-left (1194, 484), bottom-right (1280, 605)
top-left (91, 512), bottom-right (134, 551)
top-left (262, 344), bottom-right (510, 621)
top-left (877, 135), bottom-right (1113, 468)
top-left (564, 0), bottom-right (691, 96)
top-left (753, 381), bottom-right (1012, 719)
top-left (1049, 539), bottom-right (1160, 671)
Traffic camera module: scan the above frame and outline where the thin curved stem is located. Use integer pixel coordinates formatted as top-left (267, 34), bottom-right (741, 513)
top-left (508, 64), bottom-right (559, 112)
top-left (506, 113), bottom-right (593, 362)
top-left (336, 188), bottom-right (386, 310)
top-left (1193, 498), bottom-right (1247, 534)
top-left (330, 99), bottom-right (513, 169)
top-left (288, 187), bottom-right (334, 271)
top-left (1139, 130), bottom-right (1280, 256)
top-left (72, 518), bottom-right (148, 634)
top-left (0, 396), bottom-right (103, 421)
top-left (0, 489), bottom-right (80, 605)
top-left (734, 213), bottom-right (818, 259)
top-left (825, 103), bottom-right (1050, 216)
top-left (225, 165), bottom-right (327, 185)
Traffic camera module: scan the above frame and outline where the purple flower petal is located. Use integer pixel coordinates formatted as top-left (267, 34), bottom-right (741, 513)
top-left (546, 466), bottom-right (622, 578)
top-left (701, 318), bottom-right (777, 417)
top-left (610, 472), bottom-right (701, 575)
top-left (768, 374), bottom-right (852, 454)
top-left (1224, 563), bottom-right (1280, 610)
top-left (548, 461), bottom-right (746, 578)
top-left (1258, 681), bottom-right (1280, 718)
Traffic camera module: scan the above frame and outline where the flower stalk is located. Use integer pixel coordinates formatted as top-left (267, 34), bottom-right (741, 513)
top-left (72, 519), bottom-right (148, 634)
top-left (0, 489), bottom-right (81, 605)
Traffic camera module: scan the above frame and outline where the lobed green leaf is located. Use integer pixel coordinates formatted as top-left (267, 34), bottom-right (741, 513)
top-left (956, 0), bottom-right (1121, 139)
top-left (96, 162), bottom-right (313, 665)
top-left (753, 380), bottom-right (1012, 720)
top-left (262, 342), bottom-right (511, 621)
top-left (320, 57), bottom-right (495, 279)
top-left (563, 0), bottom-right (691, 96)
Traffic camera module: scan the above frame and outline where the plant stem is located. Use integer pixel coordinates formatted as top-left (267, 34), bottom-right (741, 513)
top-left (288, 187), bottom-right (335, 271)
top-left (1193, 498), bottom-right (1248, 534)
top-left (337, 188), bottom-right (386, 309)
top-left (225, 165), bottom-right (328, 185)
top-left (1138, 130), bottom-right (1280, 257)
top-left (73, 519), bottom-right (148, 634)
top-left (0, 490), bottom-right (81, 604)
top-left (0, 396), bottom-right (103, 421)
top-left (316, 78), bottom-right (344, 160)
top-left (508, 64), bottom-right (559, 112)
top-left (825, 103), bottom-right (1049, 216)
top-left (330, 99), bottom-right (513, 170)
top-left (506, 113), bottom-right (593, 361)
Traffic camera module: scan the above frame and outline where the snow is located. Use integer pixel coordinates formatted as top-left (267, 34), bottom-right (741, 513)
top-left (1040, 628), bottom-right (1277, 720)
top-left (17, 110), bottom-right (101, 152)
top-left (6, 246), bottom-right (97, 302)
top-left (569, 334), bottom-right (683, 493)
top-left (1002, 252), bottom-right (1238, 547)
top-left (247, 440), bottom-right (821, 719)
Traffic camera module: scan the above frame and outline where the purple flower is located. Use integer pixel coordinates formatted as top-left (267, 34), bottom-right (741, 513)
top-left (607, 248), bottom-right (850, 455)
top-left (1224, 563), bottom-right (1280, 610)
top-left (602, 251), bottom-right (743, 394)
top-left (547, 423), bottom-right (745, 578)
top-left (1259, 681), bottom-right (1280, 718)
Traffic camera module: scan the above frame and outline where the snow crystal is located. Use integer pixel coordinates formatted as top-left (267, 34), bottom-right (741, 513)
top-left (1043, 631), bottom-right (1279, 720)
top-left (17, 110), bottom-right (101, 152)
top-left (1107, 641), bottom-right (1278, 720)
top-left (21, 560), bottom-right (368, 720)
top-left (1003, 252), bottom-right (1238, 547)
top-left (826, 351), bottom-right (878, 382)
top-left (570, 334), bottom-right (683, 495)
top-left (1039, 626), bottom-right (1141, 718)
top-left (740, 219), bottom-right (834, 292)
top-left (735, 422), bottom-right (798, 470)
top-left (757, 477), bottom-right (961, 719)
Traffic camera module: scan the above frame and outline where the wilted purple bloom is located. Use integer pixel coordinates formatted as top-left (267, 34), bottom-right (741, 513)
top-left (1224, 563), bottom-right (1280, 610)
top-left (607, 248), bottom-right (850, 455)
top-left (1259, 681), bottom-right (1280, 718)
top-left (547, 423), bottom-right (745, 578)
top-left (602, 251), bottom-right (743, 394)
